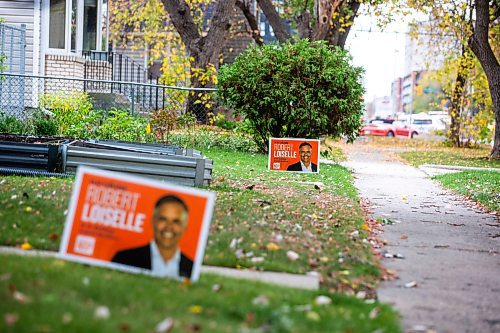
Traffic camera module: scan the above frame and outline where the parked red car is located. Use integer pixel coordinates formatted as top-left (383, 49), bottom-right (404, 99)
top-left (359, 121), bottom-right (418, 138)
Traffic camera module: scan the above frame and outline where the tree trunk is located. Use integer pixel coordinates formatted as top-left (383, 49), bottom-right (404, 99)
top-left (469, 0), bottom-right (500, 158)
top-left (161, 0), bottom-right (236, 122)
top-left (236, 0), bottom-right (263, 46)
top-left (449, 70), bottom-right (466, 147)
top-left (449, 50), bottom-right (471, 148)
top-left (256, 0), bottom-right (291, 42)
top-left (325, 1), bottom-right (360, 48)
top-left (312, 0), bottom-right (337, 41)
top-left (296, 10), bottom-right (312, 39)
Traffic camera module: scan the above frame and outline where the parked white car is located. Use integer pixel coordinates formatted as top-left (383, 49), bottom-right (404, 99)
top-left (398, 112), bottom-right (450, 133)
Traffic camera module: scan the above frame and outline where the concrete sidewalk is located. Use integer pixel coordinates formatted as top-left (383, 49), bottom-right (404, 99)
top-left (341, 144), bottom-right (500, 333)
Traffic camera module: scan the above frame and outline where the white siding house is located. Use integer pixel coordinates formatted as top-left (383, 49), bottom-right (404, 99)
top-left (0, 0), bottom-right (108, 77)
top-left (0, 0), bottom-right (39, 74)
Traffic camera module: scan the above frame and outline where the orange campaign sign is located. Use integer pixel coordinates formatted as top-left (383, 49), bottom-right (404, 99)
top-left (268, 138), bottom-right (320, 173)
top-left (59, 166), bottom-right (216, 282)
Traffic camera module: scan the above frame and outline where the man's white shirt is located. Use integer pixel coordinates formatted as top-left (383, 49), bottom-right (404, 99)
top-left (300, 161), bottom-right (312, 172)
top-left (150, 241), bottom-right (180, 278)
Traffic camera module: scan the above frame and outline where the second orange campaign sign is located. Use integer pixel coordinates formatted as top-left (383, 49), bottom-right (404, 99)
top-left (268, 138), bottom-right (320, 173)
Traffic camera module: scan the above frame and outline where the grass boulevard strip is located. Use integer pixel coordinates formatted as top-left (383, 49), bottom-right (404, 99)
top-left (0, 146), bottom-right (400, 332)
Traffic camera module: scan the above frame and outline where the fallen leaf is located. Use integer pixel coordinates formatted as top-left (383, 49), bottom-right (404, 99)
top-left (266, 242), bottom-right (280, 251)
top-left (286, 250), bottom-right (299, 261)
top-left (404, 281), bottom-right (417, 288)
top-left (186, 323), bottom-right (202, 332)
top-left (306, 311), bottom-right (320, 321)
top-left (245, 312), bottom-right (255, 323)
top-left (361, 224), bottom-right (370, 231)
top-left (94, 305), bottom-right (110, 319)
top-left (49, 233), bottom-right (59, 241)
top-left (155, 318), bottom-right (175, 333)
top-left (118, 323), bottom-right (130, 332)
top-left (15, 288), bottom-right (33, 304)
top-left (189, 305), bottom-right (203, 314)
top-left (314, 295), bottom-right (332, 305)
top-left (62, 313), bottom-right (73, 324)
top-left (20, 242), bottom-right (32, 250)
top-left (356, 291), bottom-right (366, 299)
top-left (369, 307), bottom-right (380, 319)
top-left (4, 313), bottom-right (18, 326)
top-left (400, 234), bottom-right (408, 240)
top-left (252, 295), bottom-right (269, 306)
top-left (0, 272), bottom-right (11, 282)
top-left (250, 257), bottom-right (264, 263)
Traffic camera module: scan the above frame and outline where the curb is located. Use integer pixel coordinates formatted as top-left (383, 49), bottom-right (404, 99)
top-left (0, 247), bottom-right (319, 290)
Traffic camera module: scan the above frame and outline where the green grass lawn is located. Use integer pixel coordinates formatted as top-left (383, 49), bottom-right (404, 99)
top-left (0, 146), bottom-right (401, 331)
top-left (0, 255), bottom-right (400, 333)
top-left (0, 148), bottom-right (378, 292)
top-left (433, 170), bottom-right (500, 212)
top-left (399, 147), bottom-right (499, 168)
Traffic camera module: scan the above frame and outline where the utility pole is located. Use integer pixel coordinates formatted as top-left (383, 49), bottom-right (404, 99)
top-left (408, 71), bottom-right (415, 138)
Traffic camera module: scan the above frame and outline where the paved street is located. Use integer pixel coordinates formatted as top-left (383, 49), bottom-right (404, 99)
top-left (342, 142), bottom-right (500, 333)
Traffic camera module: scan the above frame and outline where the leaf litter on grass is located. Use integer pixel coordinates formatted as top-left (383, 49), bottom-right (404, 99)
top-left (205, 177), bottom-right (382, 295)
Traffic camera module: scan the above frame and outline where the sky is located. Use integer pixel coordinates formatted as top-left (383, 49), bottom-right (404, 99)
top-left (345, 13), bottom-right (409, 101)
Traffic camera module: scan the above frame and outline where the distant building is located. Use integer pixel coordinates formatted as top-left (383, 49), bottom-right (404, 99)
top-left (365, 96), bottom-right (393, 120)
top-left (391, 77), bottom-right (403, 115)
top-left (404, 21), bottom-right (445, 75)
top-left (402, 21), bottom-right (447, 113)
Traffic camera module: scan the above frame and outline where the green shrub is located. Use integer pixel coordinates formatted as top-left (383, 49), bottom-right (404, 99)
top-left (0, 112), bottom-right (27, 134)
top-left (97, 109), bottom-right (152, 142)
top-left (40, 92), bottom-right (100, 137)
top-left (218, 39), bottom-right (365, 152)
top-left (29, 110), bottom-right (59, 136)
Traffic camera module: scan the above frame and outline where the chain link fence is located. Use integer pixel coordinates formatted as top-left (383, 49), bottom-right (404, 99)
top-left (0, 73), bottom-right (218, 122)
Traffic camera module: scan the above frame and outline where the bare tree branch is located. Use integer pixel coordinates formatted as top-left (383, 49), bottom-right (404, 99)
top-left (236, 0), bottom-right (264, 45)
top-left (256, 0), bottom-right (292, 42)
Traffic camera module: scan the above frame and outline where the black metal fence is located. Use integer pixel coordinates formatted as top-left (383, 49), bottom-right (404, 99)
top-left (0, 73), bottom-right (217, 122)
top-left (83, 51), bottom-right (159, 84)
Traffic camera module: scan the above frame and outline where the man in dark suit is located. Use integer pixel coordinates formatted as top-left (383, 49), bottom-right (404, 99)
top-left (286, 142), bottom-right (317, 172)
top-left (112, 195), bottom-right (193, 279)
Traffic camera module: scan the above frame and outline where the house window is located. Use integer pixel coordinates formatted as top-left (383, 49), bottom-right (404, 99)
top-left (83, 0), bottom-right (98, 51)
top-left (45, 0), bottom-right (108, 54)
top-left (49, 0), bottom-right (66, 49)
